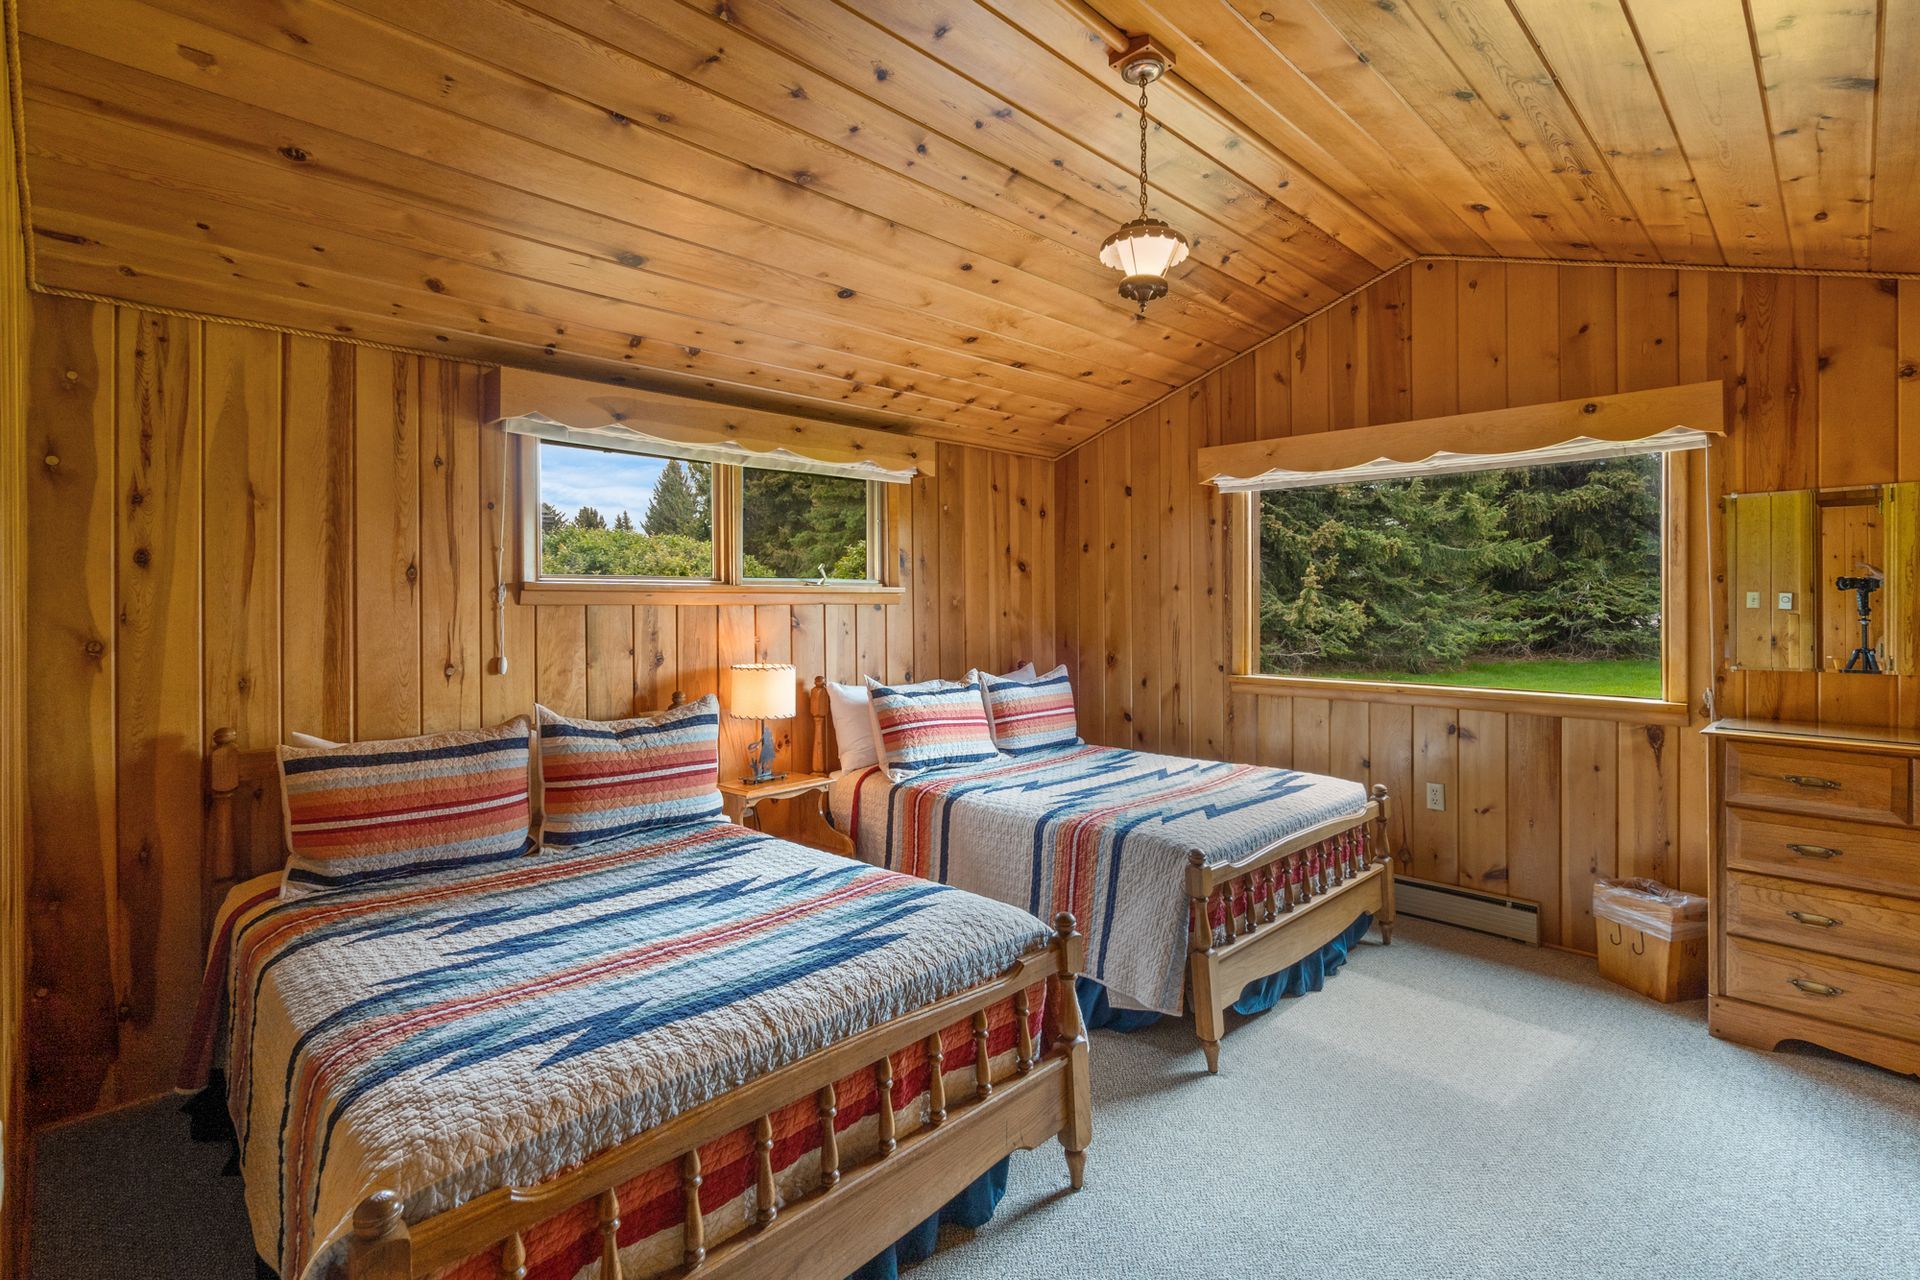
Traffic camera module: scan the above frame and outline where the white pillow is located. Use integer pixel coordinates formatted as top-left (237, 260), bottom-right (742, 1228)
top-left (826, 679), bottom-right (878, 772)
top-left (998, 661), bottom-right (1040, 683)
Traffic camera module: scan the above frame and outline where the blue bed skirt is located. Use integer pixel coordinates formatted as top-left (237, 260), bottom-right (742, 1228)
top-left (1076, 910), bottom-right (1375, 1031)
top-left (847, 1157), bottom-right (1011, 1280)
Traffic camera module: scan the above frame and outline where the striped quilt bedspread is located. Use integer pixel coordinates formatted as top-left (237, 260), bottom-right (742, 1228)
top-left (830, 745), bottom-right (1369, 1016)
top-left (184, 820), bottom-right (1050, 1280)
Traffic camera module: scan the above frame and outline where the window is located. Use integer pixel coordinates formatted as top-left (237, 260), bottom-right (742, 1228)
top-left (741, 469), bottom-right (875, 582)
top-left (526, 439), bottom-right (881, 589)
top-left (1254, 452), bottom-right (1665, 699)
top-left (537, 443), bottom-right (715, 581)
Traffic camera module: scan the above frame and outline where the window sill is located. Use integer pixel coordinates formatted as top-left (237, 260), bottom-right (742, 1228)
top-left (514, 581), bottom-right (905, 607)
top-left (1226, 673), bottom-right (1693, 725)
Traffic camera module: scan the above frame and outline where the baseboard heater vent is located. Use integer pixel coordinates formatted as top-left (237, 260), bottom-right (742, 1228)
top-left (1395, 878), bottom-right (1540, 946)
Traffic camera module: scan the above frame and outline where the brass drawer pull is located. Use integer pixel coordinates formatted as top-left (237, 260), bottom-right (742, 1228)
top-left (1788, 977), bottom-right (1844, 997)
top-left (1786, 910), bottom-right (1841, 929)
top-left (1780, 773), bottom-right (1841, 790)
top-left (1785, 842), bottom-right (1841, 860)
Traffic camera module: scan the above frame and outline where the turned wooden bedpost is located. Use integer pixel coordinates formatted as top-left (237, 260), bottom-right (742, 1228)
top-left (1049, 912), bottom-right (1091, 1190)
top-left (347, 1190), bottom-right (412, 1280)
top-left (1184, 850), bottom-right (1224, 1075)
top-left (1372, 784), bottom-right (1396, 945)
top-left (809, 676), bottom-right (830, 774)
top-left (204, 727), bottom-right (240, 945)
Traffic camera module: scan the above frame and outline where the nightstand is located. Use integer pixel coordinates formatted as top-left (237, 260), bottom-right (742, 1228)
top-left (717, 773), bottom-right (855, 858)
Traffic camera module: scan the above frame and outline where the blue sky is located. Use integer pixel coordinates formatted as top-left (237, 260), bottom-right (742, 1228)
top-left (538, 442), bottom-right (668, 525)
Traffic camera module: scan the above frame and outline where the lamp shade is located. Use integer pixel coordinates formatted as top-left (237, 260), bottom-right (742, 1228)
top-left (729, 663), bottom-right (795, 720)
top-left (1098, 217), bottom-right (1190, 279)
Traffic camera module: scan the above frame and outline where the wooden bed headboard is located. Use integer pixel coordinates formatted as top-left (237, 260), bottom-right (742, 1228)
top-left (202, 682), bottom-right (834, 940)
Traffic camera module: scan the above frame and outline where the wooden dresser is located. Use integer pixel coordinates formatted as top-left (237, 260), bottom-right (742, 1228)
top-left (1703, 719), bottom-right (1920, 1076)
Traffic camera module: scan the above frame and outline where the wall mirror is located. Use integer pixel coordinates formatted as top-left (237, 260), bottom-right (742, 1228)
top-left (1725, 482), bottom-right (1918, 674)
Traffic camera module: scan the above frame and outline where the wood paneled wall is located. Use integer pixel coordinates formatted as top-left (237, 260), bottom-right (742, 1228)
top-left (1057, 260), bottom-right (1920, 953)
top-left (21, 293), bottom-right (1053, 1126)
top-left (2, 45), bottom-right (31, 1268)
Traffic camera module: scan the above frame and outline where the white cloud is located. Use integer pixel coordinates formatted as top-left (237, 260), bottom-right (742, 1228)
top-left (538, 443), bottom-right (670, 524)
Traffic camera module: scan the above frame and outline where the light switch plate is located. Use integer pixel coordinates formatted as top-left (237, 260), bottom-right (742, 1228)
top-left (1777, 592), bottom-right (1794, 610)
top-left (1425, 782), bottom-right (1445, 811)
top-left (1745, 591), bottom-right (1761, 609)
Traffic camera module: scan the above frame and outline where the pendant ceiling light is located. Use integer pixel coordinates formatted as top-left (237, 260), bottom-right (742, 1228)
top-left (1099, 35), bottom-right (1189, 315)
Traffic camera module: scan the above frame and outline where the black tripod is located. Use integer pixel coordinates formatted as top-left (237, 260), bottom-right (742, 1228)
top-left (1837, 573), bottom-right (1883, 673)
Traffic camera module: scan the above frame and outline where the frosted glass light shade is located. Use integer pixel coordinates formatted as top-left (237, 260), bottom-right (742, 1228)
top-left (1098, 217), bottom-right (1190, 279)
top-left (729, 663), bottom-right (795, 720)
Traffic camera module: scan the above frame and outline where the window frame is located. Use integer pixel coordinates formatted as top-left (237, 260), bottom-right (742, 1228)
top-left (1229, 451), bottom-right (1693, 725)
top-left (512, 436), bottom-right (901, 606)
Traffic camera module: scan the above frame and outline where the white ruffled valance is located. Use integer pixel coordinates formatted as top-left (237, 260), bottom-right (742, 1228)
top-left (1199, 380), bottom-right (1724, 493)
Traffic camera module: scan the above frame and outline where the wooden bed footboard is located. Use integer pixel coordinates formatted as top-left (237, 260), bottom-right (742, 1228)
top-left (1183, 785), bottom-right (1394, 1074)
top-left (343, 916), bottom-right (1092, 1280)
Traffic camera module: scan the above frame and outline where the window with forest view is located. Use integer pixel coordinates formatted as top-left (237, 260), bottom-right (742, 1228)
top-left (538, 443), bottom-right (715, 579)
top-left (532, 441), bottom-right (879, 586)
top-left (1256, 453), bottom-right (1664, 699)
top-left (742, 469), bottom-right (872, 581)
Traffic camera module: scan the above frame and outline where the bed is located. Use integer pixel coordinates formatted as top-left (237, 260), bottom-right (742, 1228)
top-left (187, 725), bottom-right (1091, 1280)
top-left (829, 742), bottom-right (1393, 1073)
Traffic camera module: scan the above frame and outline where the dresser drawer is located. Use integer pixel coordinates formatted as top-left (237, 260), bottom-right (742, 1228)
top-left (1724, 872), bottom-right (1920, 972)
top-left (1725, 808), bottom-right (1920, 896)
top-left (1722, 935), bottom-right (1920, 1043)
top-left (1722, 742), bottom-right (1911, 824)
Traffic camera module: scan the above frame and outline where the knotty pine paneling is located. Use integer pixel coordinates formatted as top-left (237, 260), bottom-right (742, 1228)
top-left (1057, 261), bottom-right (1919, 951)
top-left (2, 65), bottom-right (29, 1269)
top-left (21, 294), bottom-right (1052, 1126)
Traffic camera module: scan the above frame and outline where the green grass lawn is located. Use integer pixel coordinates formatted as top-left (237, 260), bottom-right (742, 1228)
top-left (1310, 656), bottom-right (1662, 699)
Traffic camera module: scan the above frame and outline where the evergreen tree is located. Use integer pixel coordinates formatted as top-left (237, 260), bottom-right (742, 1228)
top-left (1256, 455), bottom-right (1663, 676)
top-left (613, 510), bottom-right (634, 532)
top-left (740, 471), bottom-right (870, 579)
top-left (575, 506), bottom-right (606, 531)
top-left (540, 502), bottom-right (568, 533)
top-left (691, 464), bottom-right (712, 526)
top-left (644, 459), bottom-right (703, 537)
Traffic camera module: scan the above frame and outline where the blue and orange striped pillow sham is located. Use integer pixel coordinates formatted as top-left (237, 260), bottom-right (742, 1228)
top-left (976, 664), bottom-right (1081, 755)
top-left (277, 719), bottom-right (535, 898)
top-left (865, 676), bottom-right (1003, 776)
top-left (537, 695), bottom-right (726, 848)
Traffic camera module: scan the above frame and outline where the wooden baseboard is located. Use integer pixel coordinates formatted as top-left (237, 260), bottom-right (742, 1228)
top-left (1708, 995), bottom-right (1920, 1078)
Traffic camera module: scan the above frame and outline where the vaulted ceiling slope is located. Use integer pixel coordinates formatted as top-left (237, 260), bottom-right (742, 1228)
top-left (13, 0), bottom-right (1912, 455)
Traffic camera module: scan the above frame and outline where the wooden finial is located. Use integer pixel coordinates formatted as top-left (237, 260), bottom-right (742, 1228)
top-left (809, 676), bottom-right (830, 774)
top-left (347, 1190), bottom-right (411, 1280)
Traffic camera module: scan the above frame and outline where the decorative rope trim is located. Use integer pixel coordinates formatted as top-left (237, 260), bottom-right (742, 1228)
top-left (5, 0), bottom-right (32, 289)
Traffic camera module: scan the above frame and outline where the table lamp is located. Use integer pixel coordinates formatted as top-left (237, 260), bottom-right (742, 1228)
top-left (729, 663), bottom-right (794, 784)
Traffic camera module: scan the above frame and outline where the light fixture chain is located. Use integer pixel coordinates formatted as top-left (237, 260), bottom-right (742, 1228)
top-left (1137, 82), bottom-right (1150, 221)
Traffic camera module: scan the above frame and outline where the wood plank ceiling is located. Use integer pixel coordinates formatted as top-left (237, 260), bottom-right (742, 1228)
top-left (12, 0), bottom-right (1914, 455)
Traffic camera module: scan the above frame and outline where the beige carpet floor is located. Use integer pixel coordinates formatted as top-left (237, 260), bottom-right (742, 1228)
top-left (31, 919), bottom-right (1920, 1279)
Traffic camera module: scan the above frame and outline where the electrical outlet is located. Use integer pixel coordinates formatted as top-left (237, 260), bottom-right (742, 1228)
top-left (1425, 782), bottom-right (1445, 811)
top-left (1745, 591), bottom-right (1762, 609)
top-left (1777, 592), bottom-right (1795, 610)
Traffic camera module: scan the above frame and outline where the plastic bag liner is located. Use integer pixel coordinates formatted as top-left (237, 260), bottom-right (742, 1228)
top-left (1592, 877), bottom-right (1708, 941)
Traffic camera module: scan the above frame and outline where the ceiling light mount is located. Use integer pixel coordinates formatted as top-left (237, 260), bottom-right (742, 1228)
top-left (1100, 34), bottom-right (1188, 317)
top-left (1108, 34), bottom-right (1174, 88)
